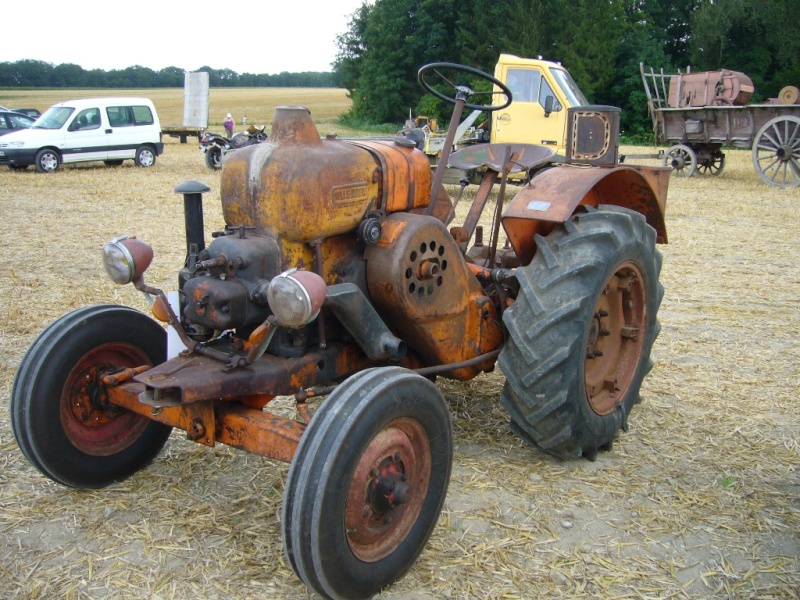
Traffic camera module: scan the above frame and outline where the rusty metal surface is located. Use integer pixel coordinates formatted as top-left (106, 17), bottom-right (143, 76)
top-left (345, 417), bottom-right (431, 562)
top-left (365, 213), bottom-right (503, 378)
top-left (502, 165), bottom-right (668, 265)
top-left (348, 140), bottom-right (432, 213)
top-left (584, 262), bottom-right (647, 416)
top-left (215, 403), bottom-right (305, 463)
top-left (134, 342), bottom-right (373, 404)
top-left (220, 106), bottom-right (380, 243)
top-left (109, 383), bottom-right (304, 462)
top-left (449, 143), bottom-right (555, 172)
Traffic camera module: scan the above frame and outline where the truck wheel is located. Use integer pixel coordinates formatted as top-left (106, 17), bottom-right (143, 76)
top-left (283, 367), bottom-right (452, 600)
top-left (498, 206), bottom-right (663, 460)
top-left (134, 145), bottom-right (156, 167)
top-left (11, 305), bottom-right (172, 488)
top-left (205, 146), bottom-right (222, 170)
top-left (34, 148), bottom-right (60, 173)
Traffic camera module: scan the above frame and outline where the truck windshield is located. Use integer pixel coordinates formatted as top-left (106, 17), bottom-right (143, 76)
top-left (550, 68), bottom-right (589, 106)
top-left (33, 107), bottom-right (75, 130)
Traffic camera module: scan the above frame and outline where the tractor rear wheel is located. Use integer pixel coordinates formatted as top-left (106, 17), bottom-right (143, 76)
top-left (282, 367), bottom-right (452, 599)
top-left (498, 206), bottom-right (663, 460)
top-left (11, 305), bottom-right (172, 487)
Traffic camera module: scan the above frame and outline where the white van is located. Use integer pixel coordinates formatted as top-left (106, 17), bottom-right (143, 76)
top-left (0, 97), bottom-right (164, 173)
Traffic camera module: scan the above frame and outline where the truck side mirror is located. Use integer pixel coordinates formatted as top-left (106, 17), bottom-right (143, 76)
top-left (544, 96), bottom-right (554, 117)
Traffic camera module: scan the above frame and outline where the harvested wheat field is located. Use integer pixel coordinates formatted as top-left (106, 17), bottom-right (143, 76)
top-left (0, 138), bottom-right (798, 600)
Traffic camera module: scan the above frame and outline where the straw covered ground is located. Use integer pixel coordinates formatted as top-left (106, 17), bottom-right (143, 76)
top-left (0, 135), bottom-right (798, 599)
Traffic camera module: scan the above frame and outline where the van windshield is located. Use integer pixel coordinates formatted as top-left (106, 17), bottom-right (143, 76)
top-left (550, 68), bottom-right (589, 106)
top-left (33, 107), bottom-right (75, 130)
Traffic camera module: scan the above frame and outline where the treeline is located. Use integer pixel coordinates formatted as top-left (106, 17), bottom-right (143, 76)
top-left (0, 60), bottom-right (335, 89)
top-left (333, 0), bottom-right (799, 136)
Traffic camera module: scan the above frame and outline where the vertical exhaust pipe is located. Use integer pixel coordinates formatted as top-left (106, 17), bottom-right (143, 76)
top-left (174, 180), bottom-right (210, 266)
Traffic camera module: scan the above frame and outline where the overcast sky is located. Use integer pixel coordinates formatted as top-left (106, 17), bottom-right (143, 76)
top-left (4, 0), bottom-right (368, 74)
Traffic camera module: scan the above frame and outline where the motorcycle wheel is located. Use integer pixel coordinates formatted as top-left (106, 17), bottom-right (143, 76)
top-left (205, 146), bottom-right (222, 170)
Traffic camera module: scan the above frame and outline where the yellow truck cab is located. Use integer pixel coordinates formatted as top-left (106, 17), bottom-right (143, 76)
top-left (491, 54), bottom-right (589, 155)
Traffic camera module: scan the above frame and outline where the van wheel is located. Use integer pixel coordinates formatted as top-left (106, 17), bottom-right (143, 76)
top-left (35, 148), bottom-right (60, 173)
top-left (134, 146), bottom-right (156, 167)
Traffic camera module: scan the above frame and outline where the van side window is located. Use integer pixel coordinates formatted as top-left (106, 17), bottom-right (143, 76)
top-left (107, 106), bottom-right (133, 127)
top-left (131, 106), bottom-right (154, 126)
top-left (507, 68), bottom-right (541, 103)
top-left (71, 108), bottom-right (101, 131)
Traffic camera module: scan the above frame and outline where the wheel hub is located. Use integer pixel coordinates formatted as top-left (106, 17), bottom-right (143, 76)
top-left (60, 343), bottom-right (150, 456)
top-left (345, 419), bottom-right (431, 562)
top-left (584, 263), bottom-right (647, 415)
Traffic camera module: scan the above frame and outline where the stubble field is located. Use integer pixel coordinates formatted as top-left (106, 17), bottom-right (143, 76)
top-left (0, 89), bottom-right (798, 599)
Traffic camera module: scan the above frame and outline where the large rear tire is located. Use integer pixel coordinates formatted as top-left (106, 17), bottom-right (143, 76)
top-left (11, 305), bottom-right (172, 488)
top-left (498, 206), bottom-right (663, 460)
top-left (282, 367), bottom-right (452, 599)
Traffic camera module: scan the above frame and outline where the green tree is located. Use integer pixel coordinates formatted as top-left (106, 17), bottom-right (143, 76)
top-left (690, 0), bottom-right (799, 100)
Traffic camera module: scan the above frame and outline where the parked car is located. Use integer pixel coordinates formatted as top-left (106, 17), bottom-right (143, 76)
top-left (12, 108), bottom-right (41, 118)
top-left (0, 110), bottom-right (36, 137)
top-left (0, 97), bottom-right (164, 172)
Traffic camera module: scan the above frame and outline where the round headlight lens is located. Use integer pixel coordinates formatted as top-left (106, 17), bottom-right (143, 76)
top-left (267, 269), bottom-right (326, 328)
top-left (102, 236), bottom-right (153, 285)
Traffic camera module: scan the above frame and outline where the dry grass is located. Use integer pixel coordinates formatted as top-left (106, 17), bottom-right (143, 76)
top-left (0, 135), bottom-right (798, 600)
top-left (0, 87), bottom-right (352, 131)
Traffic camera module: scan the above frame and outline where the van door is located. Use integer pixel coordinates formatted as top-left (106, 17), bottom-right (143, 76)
top-left (492, 65), bottom-right (569, 154)
top-left (106, 104), bottom-right (156, 160)
top-left (63, 107), bottom-right (108, 164)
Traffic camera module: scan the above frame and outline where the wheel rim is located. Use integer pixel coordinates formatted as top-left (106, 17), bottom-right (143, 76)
top-left (698, 151), bottom-right (725, 176)
top-left (753, 116), bottom-right (800, 188)
top-left (60, 342), bottom-right (151, 455)
top-left (665, 146), bottom-right (695, 177)
top-left (585, 262), bottom-right (647, 416)
top-left (344, 417), bottom-right (431, 562)
top-left (40, 153), bottom-right (58, 171)
top-left (139, 150), bottom-right (154, 166)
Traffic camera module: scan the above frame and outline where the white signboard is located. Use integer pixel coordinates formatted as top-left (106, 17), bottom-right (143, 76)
top-left (183, 71), bottom-right (209, 128)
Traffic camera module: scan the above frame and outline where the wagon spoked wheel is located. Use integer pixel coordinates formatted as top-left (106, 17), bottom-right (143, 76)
top-left (498, 206), bottom-right (663, 461)
top-left (752, 115), bottom-right (800, 188)
top-left (10, 305), bottom-right (172, 488)
top-left (663, 144), bottom-right (697, 177)
top-left (283, 367), bottom-right (452, 600)
top-left (697, 150), bottom-right (725, 177)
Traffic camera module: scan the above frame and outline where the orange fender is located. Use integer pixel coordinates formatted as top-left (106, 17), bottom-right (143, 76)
top-left (501, 164), bottom-right (669, 265)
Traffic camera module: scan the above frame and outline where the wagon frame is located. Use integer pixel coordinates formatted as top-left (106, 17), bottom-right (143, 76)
top-left (640, 63), bottom-right (800, 188)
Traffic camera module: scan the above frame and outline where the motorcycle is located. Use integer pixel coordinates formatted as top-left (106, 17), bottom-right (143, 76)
top-left (200, 125), bottom-right (268, 170)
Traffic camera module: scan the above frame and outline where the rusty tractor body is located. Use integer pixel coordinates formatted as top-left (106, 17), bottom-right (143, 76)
top-left (12, 63), bottom-right (669, 599)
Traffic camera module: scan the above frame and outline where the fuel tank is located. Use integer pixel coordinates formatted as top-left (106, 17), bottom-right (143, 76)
top-left (219, 106), bottom-right (432, 245)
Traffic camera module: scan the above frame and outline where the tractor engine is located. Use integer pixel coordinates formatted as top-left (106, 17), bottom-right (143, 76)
top-left (179, 106), bottom-right (502, 376)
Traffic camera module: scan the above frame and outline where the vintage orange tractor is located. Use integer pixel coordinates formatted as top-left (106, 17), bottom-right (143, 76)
top-left (11, 63), bottom-right (668, 599)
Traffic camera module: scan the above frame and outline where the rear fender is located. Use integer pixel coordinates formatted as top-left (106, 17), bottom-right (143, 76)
top-left (501, 164), bottom-right (669, 265)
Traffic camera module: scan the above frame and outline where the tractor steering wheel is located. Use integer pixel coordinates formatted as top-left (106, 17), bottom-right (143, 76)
top-left (418, 62), bottom-right (512, 112)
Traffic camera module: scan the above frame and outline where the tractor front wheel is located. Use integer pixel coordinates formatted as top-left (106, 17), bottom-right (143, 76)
top-left (282, 367), bottom-right (452, 599)
top-left (498, 206), bottom-right (663, 460)
top-left (11, 305), bottom-right (172, 488)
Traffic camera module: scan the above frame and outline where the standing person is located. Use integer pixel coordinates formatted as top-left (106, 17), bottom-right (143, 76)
top-left (242, 115), bottom-right (247, 127)
top-left (223, 113), bottom-right (234, 138)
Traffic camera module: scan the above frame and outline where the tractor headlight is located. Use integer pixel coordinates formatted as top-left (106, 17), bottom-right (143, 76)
top-left (102, 235), bottom-right (154, 285)
top-left (267, 269), bottom-right (326, 328)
